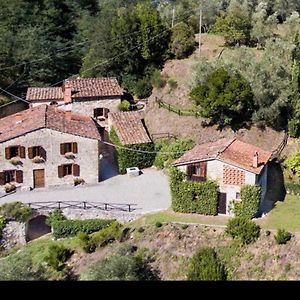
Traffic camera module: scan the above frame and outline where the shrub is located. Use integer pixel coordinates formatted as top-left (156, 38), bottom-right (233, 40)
top-left (134, 78), bottom-right (153, 99)
top-left (118, 100), bottom-right (131, 112)
top-left (0, 251), bottom-right (46, 280)
top-left (77, 232), bottom-right (95, 253)
top-left (110, 127), bottom-right (156, 174)
top-left (274, 229), bottom-right (292, 245)
top-left (0, 215), bottom-right (7, 239)
top-left (90, 221), bottom-right (123, 247)
top-left (51, 219), bottom-right (114, 238)
top-left (187, 248), bottom-right (227, 280)
top-left (170, 167), bottom-right (218, 215)
top-left (234, 185), bottom-right (261, 219)
top-left (0, 202), bottom-right (33, 222)
top-left (74, 178), bottom-right (85, 186)
top-left (46, 209), bottom-right (67, 226)
top-left (154, 139), bottom-right (195, 169)
top-left (265, 230), bottom-right (271, 237)
top-left (81, 250), bottom-right (159, 281)
top-left (155, 221), bottom-right (163, 228)
top-left (151, 70), bottom-right (167, 89)
top-left (181, 224), bottom-right (189, 230)
top-left (137, 227), bottom-right (145, 233)
top-left (225, 217), bottom-right (260, 245)
top-left (168, 79), bottom-right (178, 90)
top-left (44, 244), bottom-right (73, 271)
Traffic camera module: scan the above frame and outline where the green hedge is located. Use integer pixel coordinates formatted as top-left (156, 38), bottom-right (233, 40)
top-left (154, 139), bottom-right (195, 169)
top-left (234, 185), bottom-right (261, 219)
top-left (52, 219), bottom-right (115, 239)
top-left (110, 127), bottom-right (156, 174)
top-left (170, 167), bottom-right (218, 215)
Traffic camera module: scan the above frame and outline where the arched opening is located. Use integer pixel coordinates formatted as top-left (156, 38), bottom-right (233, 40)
top-left (25, 215), bottom-right (51, 242)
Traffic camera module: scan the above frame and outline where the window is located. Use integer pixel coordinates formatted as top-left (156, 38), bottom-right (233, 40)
top-left (187, 162), bottom-right (207, 182)
top-left (60, 142), bottom-right (78, 155)
top-left (0, 170), bottom-right (23, 185)
top-left (58, 164), bottom-right (80, 178)
top-left (236, 192), bottom-right (241, 200)
top-left (5, 146), bottom-right (25, 159)
top-left (94, 107), bottom-right (109, 119)
top-left (28, 146), bottom-right (46, 160)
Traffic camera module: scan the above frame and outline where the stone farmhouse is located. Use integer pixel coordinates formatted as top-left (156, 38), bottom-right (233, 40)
top-left (0, 104), bottom-right (103, 191)
top-left (173, 138), bottom-right (272, 216)
top-left (26, 77), bottom-right (123, 120)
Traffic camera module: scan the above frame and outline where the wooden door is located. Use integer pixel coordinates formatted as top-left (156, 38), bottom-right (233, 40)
top-left (33, 169), bottom-right (45, 188)
top-left (218, 192), bottom-right (227, 214)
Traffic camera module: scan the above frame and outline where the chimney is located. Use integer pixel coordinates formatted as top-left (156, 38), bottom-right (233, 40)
top-left (253, 151), bottom-right (258, 168)
top-left (65, 110), bottom-right (72, 121)
top-left (63, 80), bottom-right (72, 104)
top-left (15, 113), bottom-right (23, 123)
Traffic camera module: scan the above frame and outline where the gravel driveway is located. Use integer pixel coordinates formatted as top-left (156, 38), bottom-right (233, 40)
top-left (2, 168), bottom-right (171, 214)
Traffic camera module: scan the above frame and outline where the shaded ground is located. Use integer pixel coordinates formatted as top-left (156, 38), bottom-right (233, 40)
top-left (2, 169), bottom-right (171, 215)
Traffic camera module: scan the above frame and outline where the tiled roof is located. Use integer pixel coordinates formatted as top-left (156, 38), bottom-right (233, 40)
top-left (174, 138), bottom-right (272, 174)
top-left (26, 87), bottom-right (63, 101)
top-left (0, 105), bottom-right (101, 143)
top-left (26, 77), bottom-right (123, 101)
top-left (68, 78), bottom-right (123, 98)
top-left (109, 111), bottom-right (152, 145)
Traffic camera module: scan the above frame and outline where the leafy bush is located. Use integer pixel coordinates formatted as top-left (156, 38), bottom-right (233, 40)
top-left (77, 232), bottom-right (96, 253)
top-left (4, 183), bottom-right (16, 193)
top-left (274, 229), bottom-right (292, 245)
top-left (110, 127), bottom-right (156, 174)
top-left (285, 151), bottom-right (300, 179)
top-left (137, 227), bottom-right (145, 233)
top-left (155, 221), bottom-right (162, 228)
top-left (170, 168), bottom-right (218, 215)
top-left (225, 217), bottom-right (260, 245)
top-left (151, 69), bottom-right (167, 89)
top-left (154, 139), bottom-right (194, 169)
top-left (51, 219), bottom-right (114, 238)
top-left (234, 185), bottom-right (261, 219)
top-left (190, 68), bottom-right (254, 128)
top-left (118, 100), bottom-right (131, 111)
top-left (74, 178), bottom-right (85, 186)
top-left (90, 221), bottom-right (123, 247)
top-left (0, 202), bottom-right (33, 222)
top-left (170, 22), bottom-right (196, 59)
top-left (44, 244), bottom-right (73, 271)
top-left (187, 248), bottom-right (227, 281)
top-left (134, 78), bottom-right (153, 99)
top-left (0, 251), bottom-right (46, 280)
top-left (46, 209), bottom-right (67, 226)
top-left (0, 215), bottom-right (7, 239)
top-left (168, 79), bottom-right (178, 90)
top-left (81, 249), bottom-right (159, 281)
top-left (265, 230), bottom-right (271, 237)
top-left (181, 224), bottom-right (189, 230)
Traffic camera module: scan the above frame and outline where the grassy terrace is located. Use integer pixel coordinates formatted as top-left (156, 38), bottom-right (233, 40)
top-left (131, 195), bottom-right (300, 232)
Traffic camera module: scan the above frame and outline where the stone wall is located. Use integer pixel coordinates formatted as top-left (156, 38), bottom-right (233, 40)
top-left (71, 97), bottom-right (121, 118)
top-left (0, 128), bottom-right (100, 189)
top-left (0, 221), bottom-right (26, 250)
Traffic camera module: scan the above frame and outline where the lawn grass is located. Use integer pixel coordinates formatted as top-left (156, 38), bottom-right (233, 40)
top-left (257, 195), bottom-right (300, 231)
top-left (129, 209), bottom-right (229, 228)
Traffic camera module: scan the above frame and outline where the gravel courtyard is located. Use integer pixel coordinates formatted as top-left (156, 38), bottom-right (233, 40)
top-left (2, 168), bottom-right (171, 214)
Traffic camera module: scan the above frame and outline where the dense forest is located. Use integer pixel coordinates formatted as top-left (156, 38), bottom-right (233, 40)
top-left (0, 0), bottom-right (300, 134)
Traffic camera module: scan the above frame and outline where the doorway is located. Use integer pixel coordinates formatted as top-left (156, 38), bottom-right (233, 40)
top-left (218, 192), bottom-right (227, 214)
top-left (33, 169), bottom-right (45, 188)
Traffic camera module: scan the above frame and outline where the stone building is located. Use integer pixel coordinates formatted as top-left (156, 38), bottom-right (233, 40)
top-left (0, 104), bottom-right (102, 191)
top-left (173, 138), bottom-right (272, 216)
top-left (26, 77), bottom-right (123, 120)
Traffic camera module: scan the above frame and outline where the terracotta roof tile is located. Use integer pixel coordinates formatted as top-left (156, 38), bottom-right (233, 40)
top-left (0, 105), bottom-right (101, 142)
top-left (174, 138), bottom-right (272, 174)
top-left (26, 77), bottom-right (123, 101)
top-left (109, 111), bottom-right (152, 145)
top-left (26, 87), bottom-right (63, 101)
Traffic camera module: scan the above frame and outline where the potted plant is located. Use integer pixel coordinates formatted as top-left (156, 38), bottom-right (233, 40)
top-left (9, 157), bottom-right (22, 166)
top-left (32, 156), bottom-right (45, 163)
top-left (74, 178), bottom-right (85, 186)
top-left (4, 183), bottom-right (16, 193)
top-left (65, 152), bottom-right (75, 159)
